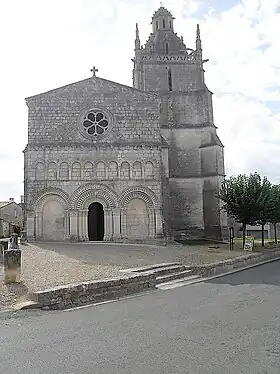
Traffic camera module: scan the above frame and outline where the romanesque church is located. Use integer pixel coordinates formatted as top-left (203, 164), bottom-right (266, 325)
top-left (24, 6), bottom-right (227, 242)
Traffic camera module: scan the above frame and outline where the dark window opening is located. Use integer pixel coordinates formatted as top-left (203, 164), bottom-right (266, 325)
top-left (156, 20), bottom-right (158, 30)
top-left (169, 20), bottom-right (172, 28)
top-left (88, 202), bottom-right (104, 241)
top-left (163, 19), bottom-right (166, 28)
top-left (165, 43), bottom-right (169, 54)
top-left (168, 69), bottom-right (172, 91)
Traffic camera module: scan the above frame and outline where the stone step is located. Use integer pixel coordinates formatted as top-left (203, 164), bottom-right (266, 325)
top-left (156, 274), bottom-right (202, 289)
top-left (119, 262), bottom-right (181, 274)
top-left (155, 269), bottom-right (195, 284)
top-left (13, 300), bottom-right (41, 311)
top-left (152, 264), bottom-right (187, 277)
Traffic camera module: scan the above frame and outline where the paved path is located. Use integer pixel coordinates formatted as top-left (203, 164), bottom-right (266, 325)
top-left (1, 261), bottom-right (280, 373)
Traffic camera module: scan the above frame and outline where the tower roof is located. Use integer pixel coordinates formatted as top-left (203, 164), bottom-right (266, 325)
top-left (152, 6), bottom-right (174, 19)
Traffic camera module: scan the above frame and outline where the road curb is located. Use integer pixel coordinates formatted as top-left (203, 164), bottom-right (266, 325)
top-left (192, 249), bottom-right (280, 277)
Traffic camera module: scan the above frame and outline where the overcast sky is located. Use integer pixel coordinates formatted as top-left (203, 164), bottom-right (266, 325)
top-left (0, 0), bottom-right (279, 202)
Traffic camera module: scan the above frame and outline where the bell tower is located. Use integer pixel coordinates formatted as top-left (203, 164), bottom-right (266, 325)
top-left (132, 6), bottom-right (227, 240)
top-left (132, 6), bottom-right (207, 93)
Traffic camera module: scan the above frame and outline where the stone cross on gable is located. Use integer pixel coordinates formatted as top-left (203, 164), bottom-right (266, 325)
top-left (90, 66), bottom-right (98, 77)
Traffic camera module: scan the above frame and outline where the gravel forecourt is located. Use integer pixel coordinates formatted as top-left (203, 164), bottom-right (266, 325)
top-left (1, 241), bottom-right (246, 310)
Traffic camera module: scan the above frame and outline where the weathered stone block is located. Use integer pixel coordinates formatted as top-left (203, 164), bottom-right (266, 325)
top-left (4, 249), bottom-right (22, 284)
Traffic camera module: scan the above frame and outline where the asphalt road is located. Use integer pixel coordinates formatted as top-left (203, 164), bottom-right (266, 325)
top-left (1, 261), bottom-right (280, 374)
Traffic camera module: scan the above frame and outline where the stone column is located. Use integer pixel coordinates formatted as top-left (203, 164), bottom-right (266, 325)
top-left (35, 212), bottom-right (42, 240)
top-left (120, 209), bottom-right (127, 239)
top-left (79, 210), bottom-right (88, 241)
top-left (69, 210), bottom-right (79, 242)
top-left (103, 209), bottom-right (111, 241)
top-left (26, 211), bottom-right (35, 241)
top-left (112, 208), bottom-right (121, 240)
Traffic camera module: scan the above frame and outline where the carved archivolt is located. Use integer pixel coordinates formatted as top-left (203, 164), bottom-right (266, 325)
top-left (32, 187), bottom-right (70, 212)
top-left (71, 183), bottom-right (119, 209)
top-left (119, 185), bottom-right (160, 209)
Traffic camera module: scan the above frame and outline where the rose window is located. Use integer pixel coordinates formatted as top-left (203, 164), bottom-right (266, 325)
top-left (82, 111), bottom-right (109, 137)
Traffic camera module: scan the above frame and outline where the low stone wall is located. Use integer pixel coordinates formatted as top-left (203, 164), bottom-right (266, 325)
top-left (31, 273), bottom-right (156, 310)
top-left (193, 249), bottom-right (280, 277)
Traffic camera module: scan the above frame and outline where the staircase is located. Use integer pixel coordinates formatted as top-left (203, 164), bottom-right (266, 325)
top-left (120, 262), bottom-right (201, 289)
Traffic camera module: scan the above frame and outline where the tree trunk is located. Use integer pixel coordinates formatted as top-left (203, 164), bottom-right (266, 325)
top-left (242, 222), bottom-right (246, 249)
top-left (261, 223), bottom-right (265, 247)
top-left (274, 223), bottom-right (278, 244)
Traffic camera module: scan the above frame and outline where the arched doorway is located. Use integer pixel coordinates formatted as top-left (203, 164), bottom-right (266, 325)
top-left (88, 202), bottom-right (104, 241)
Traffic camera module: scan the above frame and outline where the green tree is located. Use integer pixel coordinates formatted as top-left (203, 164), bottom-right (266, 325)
top-left (219, 173), bottom-right (271, 248)
top-left (267, 185), bottom-right (280, 244)
top-left (255, 179), bottom-right (273, 247)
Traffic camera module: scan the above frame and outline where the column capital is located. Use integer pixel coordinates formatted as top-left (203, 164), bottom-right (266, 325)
top-left (69, 209), bottom-right (79, 217)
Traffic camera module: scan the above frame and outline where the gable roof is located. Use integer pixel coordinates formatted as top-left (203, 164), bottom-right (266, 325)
top-left (0, 201), bottom-right (21, 209)
top-left (0, 202), bottom-right (9, 208)
top-left (25, 76), bottom-right (159, 102)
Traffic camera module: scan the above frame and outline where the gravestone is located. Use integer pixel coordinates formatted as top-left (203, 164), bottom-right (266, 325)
top-left (4, 234), bottom-right (21, 284)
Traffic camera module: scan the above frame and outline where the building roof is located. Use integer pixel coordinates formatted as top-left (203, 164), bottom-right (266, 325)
top-left (0, 201), bottom-right (21, 209)
top-left (152, 6), bottom-right (174, 19)
top-left (25, 76), bottom-right (160, 102)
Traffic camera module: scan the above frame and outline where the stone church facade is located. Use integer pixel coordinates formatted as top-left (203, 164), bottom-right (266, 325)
top-left (24, 6), bottom-right (227, 243)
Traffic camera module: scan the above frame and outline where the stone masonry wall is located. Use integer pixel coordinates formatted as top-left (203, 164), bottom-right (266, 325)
top-left (32, 273), bottom-right (157, 310)
top-left (26, 77), bottom-right (161, 145)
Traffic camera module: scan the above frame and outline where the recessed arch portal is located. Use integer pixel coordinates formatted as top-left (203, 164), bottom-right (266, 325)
top-left (88, 202), bottom-right (104, 241)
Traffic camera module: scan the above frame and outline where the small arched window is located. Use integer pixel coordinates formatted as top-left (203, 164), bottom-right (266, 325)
top-left (169, 20), bottom-right (172, 28)
top-left (120, 162), bottom-right (130, 179)
top-left (60, 162), bottom-right (69, 180)
top-left (108, 162), bottom-right (118, 179)
top-left (163, 19), bottom-right (166, 28)
top-left (84, 162), bottom-right (93, 180)
top-left (71, 162), bottom-right (81, 180)
top-left (144, 162), bottom-right (154, 179)
top-left (35, 162), bottom-right (44, 181)
top-left (156, 20), bottom-right (159, 30)
top-left (132, 162), bottom-right (142, 179)
top-left (165, 43), bottom-right (169, 54)
top-left (96, 162), bottom-right (106, 179)
top-left (47, 162), bottom-right (57, 180)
